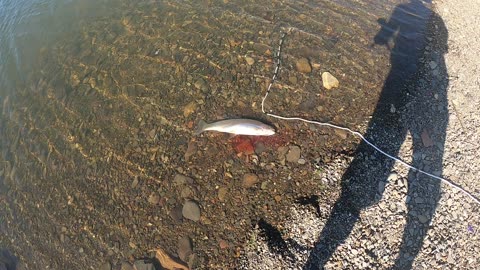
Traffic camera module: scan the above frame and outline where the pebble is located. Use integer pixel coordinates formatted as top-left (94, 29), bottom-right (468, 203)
top-left (218, 187), bottom-right (228, 201)
top-left (254, 142), bottom-right (266, 155)
top-left (286, 145), bottom-right (301, 163)
top-left (120, 262), bottom-right (134, 270)
top-left (133, 260), bottom-right (155, 270)
top-left (418, 214), bottom-right (429, 224)
top-left (378, 181), bottom-right (386, 193)
top-left (387, 172), bottom-right (398, 181)
top-left (131, 177), bottom-right (139, 188)
top-left (178, 236), bottom-right (193, 262)
top-left (99, 262), bottom-right (111, 270)
top-left (242, 173), bottom-right (259, 188)
top-left (183, 101), bottom-right (196, 117)
top-left (194, 78), bottom-right (208, 92)
top-left (184, 141), bottom-right (197, 160)
top-left (148, 192), bottom-right (160, 205)
top-left (296, 57), bottom-right (312, 73)
top-left (421, 129), bottom-right (434, 147)
top-left (322, 72), bottom-right (339, 90)
top-left (297, 158), bottom-right (306, 165)
top-left (170, 205), bottom-right (184, 223)
top-left (429, 61), bottom-right (437, 69)
top-left (174, 174), bottom-right (194, 186)
top-left (182, 200), bottom-right (201, 221)
top-left (245, 56), bottom-right (255, 65)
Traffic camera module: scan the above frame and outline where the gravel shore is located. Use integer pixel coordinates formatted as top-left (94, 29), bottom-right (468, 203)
top-left (239, 1), bottom-right (480, 269)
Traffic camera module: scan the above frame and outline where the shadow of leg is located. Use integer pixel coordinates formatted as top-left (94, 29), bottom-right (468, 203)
top-left (303, 192), bottom-right (360, 269)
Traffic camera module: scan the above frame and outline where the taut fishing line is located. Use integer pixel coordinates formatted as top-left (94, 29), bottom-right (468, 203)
top-left (261, 30), bottom-right (480, 206)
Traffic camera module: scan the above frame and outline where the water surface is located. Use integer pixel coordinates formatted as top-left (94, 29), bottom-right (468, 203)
top-left (0, 0), bottom-right (431, 268)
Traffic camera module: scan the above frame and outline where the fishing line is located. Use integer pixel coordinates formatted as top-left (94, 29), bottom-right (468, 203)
top-left (261, 30), bottom-right (480, 206)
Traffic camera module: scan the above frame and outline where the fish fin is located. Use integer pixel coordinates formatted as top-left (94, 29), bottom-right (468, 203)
top-left (194, 119), bottom-right (208, 135)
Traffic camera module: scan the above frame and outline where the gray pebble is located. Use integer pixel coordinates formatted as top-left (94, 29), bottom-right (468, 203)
top-left (286, 145), bottom-right (301, 163)
top-left (182, 200), bottom-right (201, 221)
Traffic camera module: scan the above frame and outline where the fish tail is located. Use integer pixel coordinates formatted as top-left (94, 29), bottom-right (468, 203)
top-left (194, 119), bottom-right (208, 135)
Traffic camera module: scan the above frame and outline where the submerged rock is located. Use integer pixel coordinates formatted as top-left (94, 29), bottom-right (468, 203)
top-left (286, 145), bottom-right (301, 163)
top-left (182, 200), bottom-right (201, 221)
top-left (242, 173), bottom-right (259, 188)
top-left (296, 57), bottom-right (312, 73)
top-left (322, 72), bottom-right (339, 90)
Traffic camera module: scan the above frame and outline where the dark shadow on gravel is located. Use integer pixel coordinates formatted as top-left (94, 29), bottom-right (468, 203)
top-left (303, 0), bottom-right (449, 269)
top-left (0, 249), bottom-right (18, 270)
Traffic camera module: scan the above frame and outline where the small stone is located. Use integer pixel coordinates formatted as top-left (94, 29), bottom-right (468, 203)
top-left (133, 260), bottom-right (155, 270)
top-left (418, 215), bottom-right (429, 224)
top-left (219, 239), bottom-right (229, 249)
top-left (429, 61), bottom-right (437, 69)
top-left (245, 56), bottom-right (255, 65)
top-left (242, 173), bottom-right (259, 188)
top-left (378, 181), bottom-right (386, 193)
top-left (322, 72), bottom-right (339, 90)
top-left (174, 174), bottom-right (194, 186)
top-left (183, 101), bottom-right (196, 117)
top-left (99, 262), bottom-right (111, 270)
top-left (169, 205), bottom-right (183, 223)
top-left (297, 158), bottom-right (306, 165)
top-left (286, 145), bottom-right (301, 163)
top-left (254, 142), bottom-right (266, 155)
top-left (387, 173), bottom-right (398, 181)
top-left (148, 192), bottom-right (160, 205)
top-left (218, 187), bottom-right (228, 201)
top-left (120, 262), bottom-right (134, 270)
top-left (296, 57), bottom-right (312, 73)
top-left (421, 129), bottom-right (434, 147)
top-left (131, 177), bottom-right (139, 188)
top-left (194, 78), bottom-right (208, 91)
top-left (334, 129), bottom-right (347, 139)
top-left (182, 201), bottom-right (201, 221)
top-left (184, 141), bottom-right (197, 160)
top-left (178, 236), bottom-right (193, 262)
top-left (288, 76), bottom-right (298, 84)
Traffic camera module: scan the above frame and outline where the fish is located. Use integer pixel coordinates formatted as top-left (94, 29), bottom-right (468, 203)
top-left (195, 119), bottom-right (275, 136)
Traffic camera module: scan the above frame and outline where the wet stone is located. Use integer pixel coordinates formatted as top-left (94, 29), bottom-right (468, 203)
top-left (218, 187), bottom-right (228, 201)
top-left (322, 72), bottom-right (339, 90)
top-left (147, 192), bottom-right (160, 205)
top-left (99, 262), bottom-right (111, 270)
top-left (120, 262), bottom-right (134, 270)
top-left (245, 56), bottom-right (255, 65)
top-left (296, 57), bottom-right (312, 73)
top-left (174, 174), bottom-right (194, 186)
top-left (242, 173), bottom-right (259, 188)
top-left (418, 215), bottom-right (429, 224)
top-left (170, 205), bottom-right (184, 223)
top-left (178, 236), bottom-right (193, 262)
top-left (182, 200), bottom-right (201, 221)
top-left (133, 260), bottom-right (155, 270)
top-left (286, 145), bottom-right (301, 163)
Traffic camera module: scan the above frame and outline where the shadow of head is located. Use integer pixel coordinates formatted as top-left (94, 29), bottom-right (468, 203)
top-left (0, 249), bottom-right (18, 270)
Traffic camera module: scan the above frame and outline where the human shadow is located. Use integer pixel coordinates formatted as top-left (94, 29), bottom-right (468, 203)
top-left (303, 0), bottom-right (449, 269)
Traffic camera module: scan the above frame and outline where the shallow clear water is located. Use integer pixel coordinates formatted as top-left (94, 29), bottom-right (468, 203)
top-left (0, 0), bottom-right (431, 268)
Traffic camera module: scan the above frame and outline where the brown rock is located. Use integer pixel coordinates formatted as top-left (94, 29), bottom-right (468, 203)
top-left (148, 192), bottom-right (160, 205)
top-left (242, 173), bottom-right (259, 188)
top-left (296, 58), bottom-right (312, 73)
top-left (183, 102), bottom-right (196, 117)
top-left (218, 187), bottom-right (228, 201)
